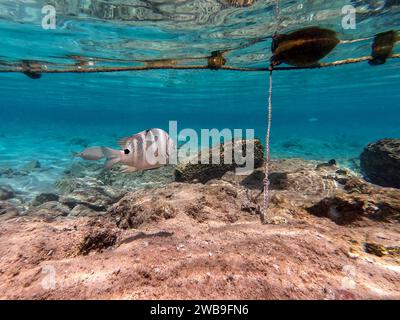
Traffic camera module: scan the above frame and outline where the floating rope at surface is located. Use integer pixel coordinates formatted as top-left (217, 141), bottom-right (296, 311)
top-left (0, 55), bottom-right (399, 74)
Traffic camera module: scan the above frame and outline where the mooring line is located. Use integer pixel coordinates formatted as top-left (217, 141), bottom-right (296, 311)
top-left (261, 69), bottom-right (273, 224)
top-left (0, 55), bottom-right (398, 74)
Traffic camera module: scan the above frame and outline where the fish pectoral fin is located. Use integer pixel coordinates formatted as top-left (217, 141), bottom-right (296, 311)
top-left (105, 157), bottom-right (121, 169)
top-left (120, 165), bottom-right (138, 173)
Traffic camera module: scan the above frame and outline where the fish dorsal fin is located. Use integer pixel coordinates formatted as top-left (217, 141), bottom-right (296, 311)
top-left (117, 136), bottom-right (130, 149)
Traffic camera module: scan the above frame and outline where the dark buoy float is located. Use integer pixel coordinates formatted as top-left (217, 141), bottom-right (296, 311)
top-left (207, 51), bottom-right (227, 70)
top-left (369, 30), bottom-right (398, 65)
top-left (271, 27), bottom-right (340, 67)
top-left (21, 60), bottom-right (43, 79)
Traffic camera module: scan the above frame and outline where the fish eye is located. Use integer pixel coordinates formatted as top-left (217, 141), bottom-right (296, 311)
top-left (124, 149), bottom-right (130, 155)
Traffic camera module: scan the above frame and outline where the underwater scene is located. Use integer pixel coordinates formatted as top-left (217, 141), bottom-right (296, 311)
top-left (0, 0), bottom-right (400, 300)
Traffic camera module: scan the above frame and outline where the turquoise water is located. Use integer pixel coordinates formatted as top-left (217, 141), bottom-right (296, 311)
top-left (0, 0), bottom-right (399, 198)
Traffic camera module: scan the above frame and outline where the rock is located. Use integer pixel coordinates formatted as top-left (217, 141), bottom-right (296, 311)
top-left (364, 243), bottom-right (400, 257)
top-left (360, 139), bottom-right (400, 188)
top-left (0, 186), bottom-right (14, 200)
top-left (63, 162), bottom-right (102, 178)
top-left (0, 167), bottom-right (13, 177)
top-left (107, 179), bottom-right (259, 229)
top-left (55, 174), bottom-right (124, 213)
top-left (22, 160), bottom-right (41, 171)
top-left (29, 201), bottom-right (71, 219)
top-left (240, 201), bottom-right (259, 214)
top-left (32, 193), bottom-right (59, 206)
top-left (108, 191), bottom-right (179, 229)
top-left (316, 159), bottom-right (336, 169)
top-left (2, 156), bottom-right (400, 299)
top-left (70, 204), bottom-right (103, 217)
top-left (0, 201), bottom-right (20, 220)
top-left (174, 139), bottom-right (264, 183)
top-left (268, 216), bottom-right (288, 225)
top-left (56, 176), bottom-right (104, 194)
top-left (97, 165), bottom-right (175, 190)
top-left (0, 167), bottom-right (28, 178)
top-left (308, 188), bottom-right (400, 225)
top-left (60, 186), bottom-right (123, 212)
top-left (78, 229), bottom-right (118, 255)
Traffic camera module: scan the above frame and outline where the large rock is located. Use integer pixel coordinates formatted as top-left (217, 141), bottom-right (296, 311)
top-left (56, 176), bottom-right (124, 212)
top-left (174, 139), bottom-right (264, 183)
top-left (0, 201), bottom-right (20, 220)
top-left (0, 186), bottom-right (14, 201)
top-left (28, 201), bottom-right (71, 220)
top-left (97, 165), bottom-right (175, 190)
top-left (32, 193), bottom-right (59, 206)
top-left (360, 139), bottom-right (400, 188)
top-left (56, 176), bottom-right (105, 194)
top-left (63, 162), bottom-right (103, 178)
top-left (60, 186), bottom-right (123, 212)
top-left (0, 167), bottom-right (28, 178)
top-left (308, 187), bottom-right (400, 225)
top-left (107, 181), bottom-right (256, 229)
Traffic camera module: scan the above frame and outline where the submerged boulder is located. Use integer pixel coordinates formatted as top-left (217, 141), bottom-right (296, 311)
top-left (0, 186), bottom-right (14, 201)
top-left (56, 175), bottom-right (124, 213)
top-left (174, 139), bottom-right (264, 183)
top-left (28, 201), bottom-right (71, 220)
top-left (70, 204), bottom-right (103, 217)
top-left (0, 167), bottom-right (28, 178)
top-left (32, 193), bottom-right (59, 206)
top-left (22, 160), bottom-right (41, 171)
top-left (97, 165), bottom-right (175, 190)
top-left (360, 139), bottom-right (400, 188)
top-left (0, 201), bottom-right (20, 220)
top-left (60, 186), bottom-right (123, 212)
top-left (308, 187), bottom-right (400, 225)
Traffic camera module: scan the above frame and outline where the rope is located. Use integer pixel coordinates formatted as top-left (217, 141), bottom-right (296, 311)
top-left (340, 37), bottom-right (372, 44)
top-left (261, 69), bottom-right (273, 224)
top-left (0, 55), bottom-right (398, 74)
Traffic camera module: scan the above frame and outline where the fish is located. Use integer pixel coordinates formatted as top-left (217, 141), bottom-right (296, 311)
top-left (101, 128), bottom-right (176, 172)
top-left (72, 146), bottom-right (105, 161)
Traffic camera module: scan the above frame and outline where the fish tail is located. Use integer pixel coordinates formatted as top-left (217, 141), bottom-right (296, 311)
top-left (101, 147), bottom-right (121, 169)
top-left (71, 151), bottom-right (79, 158)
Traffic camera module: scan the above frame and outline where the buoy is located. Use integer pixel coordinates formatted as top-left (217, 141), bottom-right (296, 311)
top-left (207, 51), bottom-right (227, 70)
top-left (369, 30), bottom-right (397, 65)
top-left (21, 60), bottom-right (42, 79)
top-left (271, 27), bottom-right (340, 67)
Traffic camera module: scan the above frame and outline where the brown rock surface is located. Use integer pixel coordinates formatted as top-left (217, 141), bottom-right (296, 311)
top-left (360, 139), bottom-right (400, 188)
top-left (0, 158), bottom-right (399, 299)
top-left (174, 139), bottom-right (264, 183)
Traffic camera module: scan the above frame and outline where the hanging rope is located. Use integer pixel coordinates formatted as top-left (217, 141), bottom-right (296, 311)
top-left (260, 0), bottom-right (280, 223)
top-left (261, 69), bottom-right (273, 224)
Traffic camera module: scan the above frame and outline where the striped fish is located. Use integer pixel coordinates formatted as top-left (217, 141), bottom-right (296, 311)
top-left (102, 128), bottom-right (175, 172)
